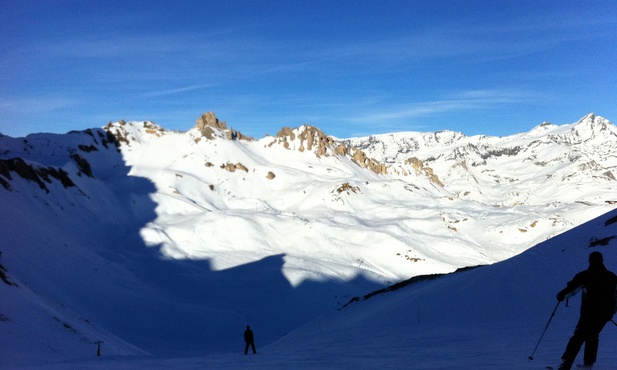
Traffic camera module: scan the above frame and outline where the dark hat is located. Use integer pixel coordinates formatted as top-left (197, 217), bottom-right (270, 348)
top-left (589, 251), bottom-right (604, 264)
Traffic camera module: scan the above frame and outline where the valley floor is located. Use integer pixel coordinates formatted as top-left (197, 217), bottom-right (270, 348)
top-left (5, 318), bottom-right (617, 370)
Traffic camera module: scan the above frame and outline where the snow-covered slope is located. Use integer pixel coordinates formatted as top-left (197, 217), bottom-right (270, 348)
top-left (2, 199), bottom-right (616, 369)
top-left (0, 113), bottom-right (616, 366)
top-left (341, 113), bottom-right (617, 206)
top-left (263, 209), bottom-right (617, 369)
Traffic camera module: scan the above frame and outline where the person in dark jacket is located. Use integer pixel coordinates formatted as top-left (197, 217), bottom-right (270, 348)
top-left (244, 325), bottom-right (256, 355)
top-left (556, 252), bottom-right (617, 370)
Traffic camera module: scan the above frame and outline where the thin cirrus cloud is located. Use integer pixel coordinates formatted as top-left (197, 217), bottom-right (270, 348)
top-left (0, 96), bottom-right (74, 114)
top-left (347, 90), bottom-right (531, 123)
top-left (140, 84), bottom-right (214, 98)
top-left (346, 13), bottom-right (616, 67)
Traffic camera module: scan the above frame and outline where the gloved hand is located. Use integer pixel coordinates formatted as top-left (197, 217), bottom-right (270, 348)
top-left (556, 291), bottom-right (566, 302)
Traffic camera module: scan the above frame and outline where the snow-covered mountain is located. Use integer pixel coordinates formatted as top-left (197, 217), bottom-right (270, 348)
top-left (0, 112), bottom-right (616, 368)
top-left (341, 113), bottom-right (617, 206)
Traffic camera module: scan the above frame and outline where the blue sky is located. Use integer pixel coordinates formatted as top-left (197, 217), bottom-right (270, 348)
top-left (1, 0), bottom-right (616, 139)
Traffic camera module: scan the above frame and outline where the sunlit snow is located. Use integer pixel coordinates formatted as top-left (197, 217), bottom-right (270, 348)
top-left (1, 113), bottom-right (616, 369)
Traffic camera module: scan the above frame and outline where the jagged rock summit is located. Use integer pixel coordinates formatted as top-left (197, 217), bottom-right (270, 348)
top-left (267, 124), bottom-right (390, 175)
top-left (195, 111), bottom-right (252, 141)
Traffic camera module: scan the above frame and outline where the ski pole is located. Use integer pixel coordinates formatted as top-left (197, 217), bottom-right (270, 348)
top-left (529, 301), bottom-right (561, 361)
top-left (611, 319), bottom-right (617, 327)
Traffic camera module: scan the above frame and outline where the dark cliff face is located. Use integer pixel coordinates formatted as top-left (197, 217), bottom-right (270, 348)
top-left (0, 157), bottom-right (76, 192)
top-left (0, 128), bottom-right (120, 193)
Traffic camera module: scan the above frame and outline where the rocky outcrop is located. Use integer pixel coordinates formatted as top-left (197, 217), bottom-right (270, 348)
top-left (0, 158), bottom-right (76, 193)
top-left (271, 125), bottom-right (335, 157)
top-left (235, 163), bottom-right (249, 172)
top-left (333, 144), bottom-right (348, 156)
top-left (0, 262), bottom-right (17, 286)
top-left (104, 113), bottom-right (392, 178)
top-left (221, 162), bottom-right (249, 173)
top-left (70, 153), bottom-right (94, 178)
top-left (143, 121), bottom-right (166, 137)
top-left (269, 125), bottom-right (391, 176)
top-left (404, 157), bottom-right (443, 186)
top-left (196, 112), bottom-right (252, 141)
top-left (103, 121), bottom-right (166, 148)
top-left (196, 112), bottom-right (226, 139)
top-left (104, 122), bottom-right (130, 146)
top-left (352, 149), bottom-right (387, 175)
top-left (335, 182), bottom-right (360, 194)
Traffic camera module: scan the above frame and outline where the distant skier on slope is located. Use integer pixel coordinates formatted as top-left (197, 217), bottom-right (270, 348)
top-left (555, 251), bottom-right (617, 370)
top-left (244, 325), bottom-right (257, 355)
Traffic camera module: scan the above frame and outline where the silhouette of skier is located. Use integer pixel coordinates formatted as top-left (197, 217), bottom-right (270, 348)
top-left (556, 251), bottom-right (617, 370)
top-left (244, 325), bottom-right (256, 354)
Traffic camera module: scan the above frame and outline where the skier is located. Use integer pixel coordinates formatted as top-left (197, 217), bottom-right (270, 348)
top-left (244, 325), bottom-right (256, 355)
top-left (555, 251), bottom-right (617, 370)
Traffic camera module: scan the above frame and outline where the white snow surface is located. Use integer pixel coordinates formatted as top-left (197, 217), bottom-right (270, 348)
top-left (0, 113), bottom-right (616, 369)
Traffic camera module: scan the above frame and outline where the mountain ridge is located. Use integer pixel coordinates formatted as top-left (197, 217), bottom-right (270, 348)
top-left (1, 112), bottom-right (616, 360)
top-left (2, 112), bottom-right (615, 269)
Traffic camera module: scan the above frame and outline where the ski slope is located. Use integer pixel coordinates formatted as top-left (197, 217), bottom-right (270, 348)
top-left (2, 209), bottom-right (616, 369)
top-left (1, 113), bottom-right (616, 368)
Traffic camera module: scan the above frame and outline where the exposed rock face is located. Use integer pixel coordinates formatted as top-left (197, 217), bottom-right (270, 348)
top-left (197, 112), bottom-right (226, 130)
top-left (221, 162), bottom-right (249, 173)
top-left (272, 125), bottom-right (335, 157)
top-left (235, 163), bottom-right (249, 172)
top-left (266, 171), bottom-right (276, 179)
top-left (196, 112), bottom-right (252, 141)
top-left (103, 121), bottom-right (167, 147)
top-left (0, 262), bottom-right (17, 286)
top-left (404, 157), bottom-right (443, 186)
top-left (352, 149), bottom-right (388, 175)
top-left (70, 153), bottom-right (94, 178)
top-left (270, 125), bottom-right (390, 175)
top-left (0, 158), bottom-right (76, 192)
top-left (335, 182), bottom-right (360, 194)
top-left (104, 122), bottom-right (130, 146)
top-left (333, 144), bottom-right (348, 156)
top-left (221, 163), bottom-right (235, 172)
top-left (196, 112), bottom-right (225, 139)
top-left (143, 121), bottom-right (166, 137)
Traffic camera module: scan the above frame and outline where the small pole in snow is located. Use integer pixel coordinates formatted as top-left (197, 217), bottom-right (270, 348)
top-left (96, 341), bottom-right (103, 356)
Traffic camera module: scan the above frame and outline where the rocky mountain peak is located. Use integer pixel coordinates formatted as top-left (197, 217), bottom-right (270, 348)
top-left (271, 124), bottom-right (337, 157)
top-left (567, 113), bottom-right (616, 144)
top-left (102, 120), bottom-right (168, 147)
top-left (197, 112), bottom-right (226, 130)
top-left (267, 124), bottom-right (391, 175)
top-left (195, 112), bottom-right (252, 141)
top-left (580, 112), bottom-right (596, 122)
top-left (531, 121), bottom-right (556, 133)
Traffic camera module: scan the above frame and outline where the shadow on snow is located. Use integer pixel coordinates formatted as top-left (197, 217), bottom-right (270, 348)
top-left (0, 128), bottom-right (384, 358)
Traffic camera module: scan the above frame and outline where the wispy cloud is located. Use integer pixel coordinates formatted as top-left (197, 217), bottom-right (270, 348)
top-left (140, 84), bottom-right (213, 98)
top-left (0, 96), bottom-right (77, 136)
top-left (0, 96), bottom-right (74, 113)
top-left (312, 10), bottom-right (617, 68)
top-left (346, 89), bottom-right (533, 123)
